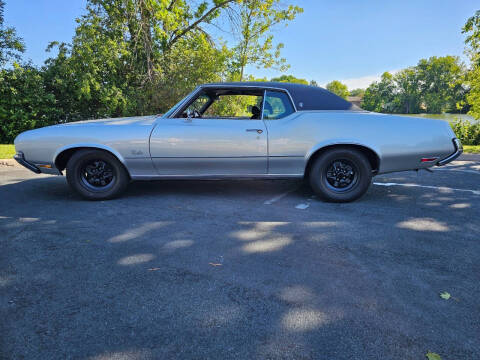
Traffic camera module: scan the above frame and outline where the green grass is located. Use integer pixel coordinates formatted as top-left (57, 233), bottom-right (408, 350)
top-left (464, 145), bottom-right (480, 154)
top-left (0, 144), bottom-right (15, 159)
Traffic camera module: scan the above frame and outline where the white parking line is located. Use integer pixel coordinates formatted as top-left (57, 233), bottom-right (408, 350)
top-left (295, 203), bottom-right (310, 210)
top-left (264, 187), bottom-right (299, 205)
top-left (373, 182), bottom-right (480, 195)
top-left (434, 168), bottom-right (480, 175)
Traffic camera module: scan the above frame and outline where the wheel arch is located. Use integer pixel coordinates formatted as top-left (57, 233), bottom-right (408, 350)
top-left (54, 144), bottom-right (131, 177)
top-left (304, 143), bottom-right (380, 179)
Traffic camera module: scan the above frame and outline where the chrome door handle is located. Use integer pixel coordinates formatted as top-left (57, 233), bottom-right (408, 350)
top-left (246, 129), bottom-right (263, 134)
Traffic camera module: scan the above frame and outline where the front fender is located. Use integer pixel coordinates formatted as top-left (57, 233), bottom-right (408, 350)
top-left (53, 143), bottom-right (129, 170)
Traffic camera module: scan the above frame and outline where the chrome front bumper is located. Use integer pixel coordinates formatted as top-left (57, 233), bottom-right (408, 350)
top-left (14, 152), bottom-right (41, 173)
top-left (437, 138), bottom-right (463, 166)
top-left (14, 152), bottom-right (62, 175)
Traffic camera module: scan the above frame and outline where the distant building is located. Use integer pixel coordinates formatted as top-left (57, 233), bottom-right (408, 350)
top-left (347, 96), bottom-right (363, 108)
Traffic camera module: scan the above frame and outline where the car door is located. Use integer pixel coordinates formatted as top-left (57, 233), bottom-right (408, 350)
top-left (262, 90), bottom-right (303, 175)
top-left (149, 92), bottom-right (268, 176)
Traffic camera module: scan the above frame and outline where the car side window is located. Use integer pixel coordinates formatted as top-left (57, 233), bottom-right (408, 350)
top-left (179, 93), bottom-right (264, 119)
top-left (263, 91), bottom-right (295, 120)
top-left (203, 95), bottom-right (263, 119)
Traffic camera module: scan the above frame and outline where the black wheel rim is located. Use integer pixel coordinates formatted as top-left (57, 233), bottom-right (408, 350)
top-left (324, 159), bottom-right (358, 192)
top-left (79, 159), bottom-right (116, 191)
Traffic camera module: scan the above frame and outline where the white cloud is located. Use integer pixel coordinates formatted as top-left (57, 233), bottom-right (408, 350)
top-left (320, 70), bottom-right (400, 90)
top-left (339, 74), bottom-right (384, 89)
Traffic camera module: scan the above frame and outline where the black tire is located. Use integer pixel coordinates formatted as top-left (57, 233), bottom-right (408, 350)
top-left (66, 149), bottom-right (129, 200)
top-left (309, 148), bottom-right (372, 203)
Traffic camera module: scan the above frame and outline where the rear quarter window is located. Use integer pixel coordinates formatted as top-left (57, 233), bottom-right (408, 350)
top-left (263, 91), bottom-right (295, 119)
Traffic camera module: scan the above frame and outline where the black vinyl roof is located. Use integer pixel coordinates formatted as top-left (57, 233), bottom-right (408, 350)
top-left (203, 82), bottom-right (356, 111)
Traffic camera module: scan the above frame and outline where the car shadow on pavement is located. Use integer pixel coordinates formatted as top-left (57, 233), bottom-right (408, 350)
top-left (1, 172), bottom-right (479, 359)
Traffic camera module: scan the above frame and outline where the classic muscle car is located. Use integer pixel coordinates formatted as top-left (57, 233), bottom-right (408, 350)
top-left (14, 82), bottom-right (463, 202)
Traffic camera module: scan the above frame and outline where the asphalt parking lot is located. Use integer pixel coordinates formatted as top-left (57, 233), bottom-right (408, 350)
top-left (1, 155), bottom-right (479, 360)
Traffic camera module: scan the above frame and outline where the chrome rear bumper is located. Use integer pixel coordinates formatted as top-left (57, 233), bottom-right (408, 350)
top-left (437, 138), bottom-right (463, 166)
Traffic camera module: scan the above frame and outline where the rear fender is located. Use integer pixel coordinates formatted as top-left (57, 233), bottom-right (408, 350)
top-left (305, 139), bottom-right (382, 163)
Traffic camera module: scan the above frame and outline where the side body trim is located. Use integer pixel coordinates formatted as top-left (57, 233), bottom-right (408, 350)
top-left (130, 173), bottom-right (303, 180)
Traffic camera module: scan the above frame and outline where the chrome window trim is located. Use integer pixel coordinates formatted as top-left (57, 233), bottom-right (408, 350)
top-left (202, 84), bottom-right (298, 112)
top-left (261, 89), bottom-right (267, 120)
top-left (168, 86), bottom-right (204, 119)
top-left (168, 84), bottom-right (297, 119)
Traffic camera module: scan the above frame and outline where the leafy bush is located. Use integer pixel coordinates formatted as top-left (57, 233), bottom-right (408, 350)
top-left (450, 120), bottom-right (480, 145)
top-left (0, 65), bottom-right (61, 143)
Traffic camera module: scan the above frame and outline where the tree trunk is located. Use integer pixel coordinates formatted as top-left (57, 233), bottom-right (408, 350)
top-left (139, 0), bottom-right (154, 82)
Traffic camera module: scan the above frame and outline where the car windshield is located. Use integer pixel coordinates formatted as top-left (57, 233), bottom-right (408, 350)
top-left (162, 93), bottom-right (193, 118)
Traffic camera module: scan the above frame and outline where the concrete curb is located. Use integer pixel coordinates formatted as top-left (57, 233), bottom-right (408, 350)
top-left (0, 159), bottom-right (17, 167)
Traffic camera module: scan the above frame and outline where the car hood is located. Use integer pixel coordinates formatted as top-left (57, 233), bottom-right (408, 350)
top-left (59, 115), bottom-right (159, 126)
top-left (14, 115), bottom-right (159, 148)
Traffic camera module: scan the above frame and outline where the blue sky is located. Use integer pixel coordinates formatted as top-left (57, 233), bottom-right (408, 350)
top-left (4, 0), bottom-right (479, 89)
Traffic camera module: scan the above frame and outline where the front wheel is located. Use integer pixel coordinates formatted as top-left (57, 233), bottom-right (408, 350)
top-left (309, 148), bottom-right (372, 203)
top-left (66, 149), bottom-right (129, 200)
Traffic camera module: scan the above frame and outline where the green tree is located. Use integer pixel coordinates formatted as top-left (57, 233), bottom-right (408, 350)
top-left (0, 0), bottom-right (25, 66)
top-left (271, 74), bottom-right (308, 84)
top-left (45, 0), bottom-right (236, 119)
top-left (230, 0), bottom-right (302, 80)
top-left (463, 10), bottom-right (480, 119)
top-left (326, 80), bottom-right (349, 99)
top-left (362, 72), bottom-right (396, 112)
top-left (416, 56), bottom-right (465, 113)
top-left (43, 0), bottom-right (302, 120)
top-left (362, 57), bottom-right (466, 114)
top-left (392, 67), bottom-right (421, 113)
top-left (349, 88), bottom-right (365, 97)
top-left (42, 42), bottom-right (84, 122)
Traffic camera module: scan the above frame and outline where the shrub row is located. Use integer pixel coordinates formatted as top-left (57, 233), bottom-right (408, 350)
top-left (450, 120), bottom-right (480, 145)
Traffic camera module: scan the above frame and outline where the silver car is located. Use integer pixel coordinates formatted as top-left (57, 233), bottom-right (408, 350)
top-left (14, 82), bottom-right (463, 202)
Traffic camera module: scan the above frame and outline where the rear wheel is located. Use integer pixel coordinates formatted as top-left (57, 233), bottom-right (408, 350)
top-left (309, 148), bottom-right (372, 202)
top-left (66, 149), bottom-right (129, 200)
